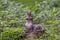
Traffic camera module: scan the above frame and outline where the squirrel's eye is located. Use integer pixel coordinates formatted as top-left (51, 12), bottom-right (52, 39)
top-left (26, 18), bottom-right (29, 20)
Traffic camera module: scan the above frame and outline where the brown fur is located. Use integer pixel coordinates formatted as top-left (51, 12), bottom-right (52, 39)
top-left (25, 11), bottom-right (44, 39)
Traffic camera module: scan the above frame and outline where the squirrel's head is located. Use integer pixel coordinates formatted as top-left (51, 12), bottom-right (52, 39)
top-left (26, 11), bottom-right (33, 22)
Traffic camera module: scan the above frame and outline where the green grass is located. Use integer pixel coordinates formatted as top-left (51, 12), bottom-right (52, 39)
top-left (10, 0), bottom-right (43, 4)
top-left (0, 0), bottom-right (60, 40)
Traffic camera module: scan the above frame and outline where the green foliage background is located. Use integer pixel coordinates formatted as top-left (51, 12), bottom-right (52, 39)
top-left (0, 0), bottom-right (60, 40)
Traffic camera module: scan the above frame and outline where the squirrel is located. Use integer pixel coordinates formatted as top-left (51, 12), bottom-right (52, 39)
top-left (25, 11), bottom-right (45, 39)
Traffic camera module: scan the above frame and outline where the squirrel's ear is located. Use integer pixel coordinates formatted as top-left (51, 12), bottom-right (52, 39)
top-left (27, 10), bottom-right (32, 15)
